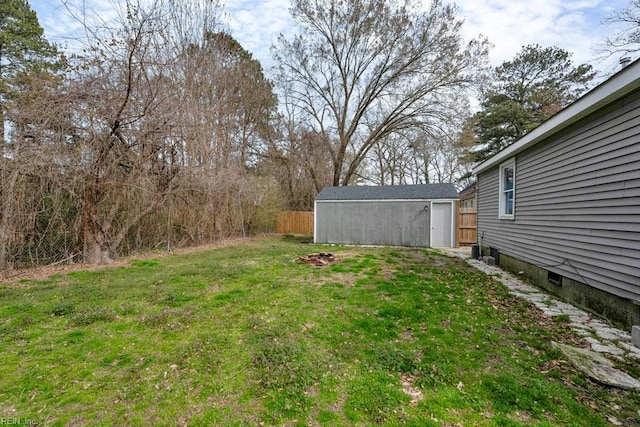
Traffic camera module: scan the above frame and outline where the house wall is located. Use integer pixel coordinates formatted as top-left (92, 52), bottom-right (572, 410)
top-left (314, 200), bottom-right (431, 246)
top-left (477, 88), bottom-right (640, 329)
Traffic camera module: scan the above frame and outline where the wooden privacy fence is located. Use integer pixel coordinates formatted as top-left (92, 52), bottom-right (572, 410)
top-left (456, 201), bottom-right (477, 247)
top-left (276, 211), bottom-right (314, 234)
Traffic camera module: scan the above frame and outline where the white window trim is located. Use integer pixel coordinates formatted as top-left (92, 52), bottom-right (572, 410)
top-left (499, 158), bottom-right (515, 220)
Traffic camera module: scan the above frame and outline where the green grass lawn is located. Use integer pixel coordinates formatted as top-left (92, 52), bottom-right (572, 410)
top-left (1, 237), bottom-right (638, 426)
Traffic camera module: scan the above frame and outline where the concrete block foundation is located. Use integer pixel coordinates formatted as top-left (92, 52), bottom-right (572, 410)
top-left (485, 250), bottom-right (640, 332)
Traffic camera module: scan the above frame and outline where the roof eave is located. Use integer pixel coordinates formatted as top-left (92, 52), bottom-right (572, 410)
top-left (472, 60), bottom-right (640, 175)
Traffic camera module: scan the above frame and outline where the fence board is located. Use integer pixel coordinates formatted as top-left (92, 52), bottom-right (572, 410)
top-left (277, 211), bottom-right (314, 234)
top-left (456, 201), bottom-right (477, 247)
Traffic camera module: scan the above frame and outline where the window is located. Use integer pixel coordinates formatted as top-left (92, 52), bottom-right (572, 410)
top-left (499, 159), bottom-right (515, 219)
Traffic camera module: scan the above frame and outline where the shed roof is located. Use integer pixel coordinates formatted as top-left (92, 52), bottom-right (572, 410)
top-left (473, 58), bottom-right (640, 175)
top-left (315, 183), bottom-right (459, 201)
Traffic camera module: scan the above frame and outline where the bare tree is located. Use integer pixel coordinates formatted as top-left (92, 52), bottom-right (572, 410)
top-left (0, 65), bottom-right (88, 268)
top-left (599, 0), bottom-right (640, 58)
top-left (363, 87), bottom-right (474, 187)
top-left (59, 1), bottom-right (189, 263)
top-left (272, 0), bottom-right (489, 187)
top-left (172, 30), bottom-right (279, 239)
top-left (365, 134), bottom-right (415, 186)
top-left (364, 127), bottom-right (474, 187)
top-left (55, 0), bottom-right (276, 263)
top-left (1, 0), bottom-right (280, 270)
top-left (259, 88), bottom-right (334, 210)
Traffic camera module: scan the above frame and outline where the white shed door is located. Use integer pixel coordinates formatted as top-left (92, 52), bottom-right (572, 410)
top-left (431, 202), bottom-right (452, 248)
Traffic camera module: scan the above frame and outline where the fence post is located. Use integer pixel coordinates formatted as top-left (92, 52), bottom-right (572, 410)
top-left (455, 200), bottom-right (460, 248)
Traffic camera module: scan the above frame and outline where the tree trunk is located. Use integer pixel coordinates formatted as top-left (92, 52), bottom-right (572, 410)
top-left (82, 182), bottom-right (167, 264)
top-left (83, 216), bottom-right (113, 265)
top-left (83, 235), bottom-right (112, 265)
top-left (82, 186), bottom-right (112, 264)
top-left (0, 162), bottom-right (20, 271)
top-left (0, 217), bottom-right (9, 270)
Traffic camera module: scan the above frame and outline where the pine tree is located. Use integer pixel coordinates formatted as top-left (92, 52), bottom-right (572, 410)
top-left (0, 0), bottom-right (58, 144)
top-left (473, 45), bottom-right (595, 162)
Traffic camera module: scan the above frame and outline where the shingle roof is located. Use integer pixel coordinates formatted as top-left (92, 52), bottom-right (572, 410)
top-left (315, 183), bottom-right (459, 201)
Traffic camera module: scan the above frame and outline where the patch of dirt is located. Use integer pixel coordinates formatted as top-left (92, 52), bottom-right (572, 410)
top-left (400, 373), bottom-right (423, 405)
top-left (401, 248), bottom-right (477, 272)
top-left (301, 322), bottom-right (316, 333)
top-left (399, 326), bottom-right (417, 342)
top-left (508, 410), bottom-right (533, 424)
top-left (310, 273), bottom-right (359, 288)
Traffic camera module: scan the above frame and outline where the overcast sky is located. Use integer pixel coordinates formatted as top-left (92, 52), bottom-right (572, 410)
top-left (31, 0), bottom-right (632, 78)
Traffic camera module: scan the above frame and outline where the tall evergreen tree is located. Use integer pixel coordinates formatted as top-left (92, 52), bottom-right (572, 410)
top-left (0, 0), bottom-right (58, 145)
top-left (473, 44), bottom-right (595, 162)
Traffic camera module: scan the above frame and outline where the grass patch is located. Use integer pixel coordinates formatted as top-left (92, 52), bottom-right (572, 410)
top-left (0, 238), bottom-right (638, 425)
top-left (554, 313), bottom-right (571, 323)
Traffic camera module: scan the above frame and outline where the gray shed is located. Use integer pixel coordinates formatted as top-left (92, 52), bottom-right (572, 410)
top-left (314, 183), bottom-right (459, 247)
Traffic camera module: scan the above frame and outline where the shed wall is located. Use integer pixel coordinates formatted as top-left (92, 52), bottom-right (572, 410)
top-left (477, 88), bottom-right (640, 305)
top-left (315, 200), bottom-right (430, 246)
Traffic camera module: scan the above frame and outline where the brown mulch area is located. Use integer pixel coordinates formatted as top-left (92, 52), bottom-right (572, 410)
top-left (0, 236), bottom-right (263, 285)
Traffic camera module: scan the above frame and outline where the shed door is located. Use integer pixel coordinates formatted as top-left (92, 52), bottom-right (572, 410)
top-left (431, 202), bottom-right (452, 248)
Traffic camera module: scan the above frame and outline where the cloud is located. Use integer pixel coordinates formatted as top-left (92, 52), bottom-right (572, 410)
top-left (32, 0), bottom-right (292, 69)
top-left (31, 0), bottom-right (633, 76)
top-left (221, 0), bottom-right (294, 70)
top-left (457, 0), bottom-right (630, 74)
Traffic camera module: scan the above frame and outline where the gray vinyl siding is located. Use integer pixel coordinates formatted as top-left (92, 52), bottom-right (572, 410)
top-left (315, 201), bottom-right (430, 246)
top-left (477, 89), bottom-right (640, 302)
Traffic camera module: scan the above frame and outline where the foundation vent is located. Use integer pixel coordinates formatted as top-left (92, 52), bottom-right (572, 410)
top-left (548, 271), bottom-right (562, 286)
